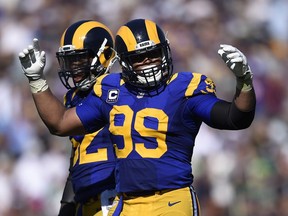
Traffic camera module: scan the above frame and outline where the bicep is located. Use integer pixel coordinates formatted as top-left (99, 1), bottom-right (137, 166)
top-left (33, 89), bottom-right (86, 136)
top-left (61, 107), bottom-right (87, 135)
top-left (49, 107), bottom-right (86, 136)
top-left (185, 94), bottom-right (254, 130)
top-left (184, 94), bottom-right (220, 125)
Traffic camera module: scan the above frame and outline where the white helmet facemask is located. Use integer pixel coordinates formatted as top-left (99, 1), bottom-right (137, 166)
top-left (134, 55), bottom-right (168, 87)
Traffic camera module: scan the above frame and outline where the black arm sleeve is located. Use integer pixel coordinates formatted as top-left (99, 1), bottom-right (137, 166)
top-left (60, 174), bottom-right (75, 204)
top-left (60, 147), bottom-right (75, 204)
top-left (209, 100), bottom-right (255, 130)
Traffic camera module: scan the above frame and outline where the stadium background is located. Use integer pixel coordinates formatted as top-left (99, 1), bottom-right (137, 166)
top-left (0, 0), bottom-right (287, 215)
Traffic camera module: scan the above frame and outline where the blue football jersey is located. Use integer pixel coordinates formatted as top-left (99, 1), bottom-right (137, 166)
top-left (76, 72), bottom-right (221, 193)
top-left (64, 88), bottom-right (116, 203)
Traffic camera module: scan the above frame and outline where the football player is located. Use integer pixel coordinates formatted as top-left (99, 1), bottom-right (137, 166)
top-left (19, 19), bottom-right (256, 216)
top-left (55, 20), bottom-right (117, 216)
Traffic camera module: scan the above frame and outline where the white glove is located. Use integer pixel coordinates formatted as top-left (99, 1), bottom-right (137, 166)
top-left (218, 44), bottom-right (253, 91)
top-left (19, 38), bottom-right (48, 93)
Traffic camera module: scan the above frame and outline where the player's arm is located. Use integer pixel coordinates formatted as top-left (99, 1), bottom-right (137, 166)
top-left (19, 38), bottom-right (86, 136)
top-left (209, 44), bottom-right (256, 129)
top-left (33, 89), bottom-right (85, 136)
top-left (185, 93), bottom-right (255, 130)
top-left (209, 99), bottom-right (255, 129)
top-left (218, 44), bottom-right (256, 112)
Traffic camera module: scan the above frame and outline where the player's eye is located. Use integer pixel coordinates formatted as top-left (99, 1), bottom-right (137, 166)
top-left (130, 49), bottom-right (162, 63)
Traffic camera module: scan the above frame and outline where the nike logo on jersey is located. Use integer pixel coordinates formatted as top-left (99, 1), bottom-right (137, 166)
top-left (168, 201), bottom-right (181, 206)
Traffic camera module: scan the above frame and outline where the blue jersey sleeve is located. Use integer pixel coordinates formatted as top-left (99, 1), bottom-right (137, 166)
top-left (183, 75), bottom-right (221, 125)
top-left (76, 91), bottom-right (107, 133)
top-left (185, 94), bottom-right (220, 124)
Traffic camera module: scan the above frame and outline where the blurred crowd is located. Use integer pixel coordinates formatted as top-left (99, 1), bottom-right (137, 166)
top-left (0, 0), bottom-right (287, 215)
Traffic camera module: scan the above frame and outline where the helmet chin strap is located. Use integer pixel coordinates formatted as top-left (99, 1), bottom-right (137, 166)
top-left (77, 74), bottom-right (96, 91)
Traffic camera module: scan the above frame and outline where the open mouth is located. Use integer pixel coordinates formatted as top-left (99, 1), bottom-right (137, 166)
top-left (136, 64), bottom-right (160, 77)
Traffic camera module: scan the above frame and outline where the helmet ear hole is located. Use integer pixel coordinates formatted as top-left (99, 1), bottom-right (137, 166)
top-left (104, 47), bottom-right (113, 60)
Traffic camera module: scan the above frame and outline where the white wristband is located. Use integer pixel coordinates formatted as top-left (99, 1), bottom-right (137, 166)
top-left (29, 78), bottom-right (49, 93)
